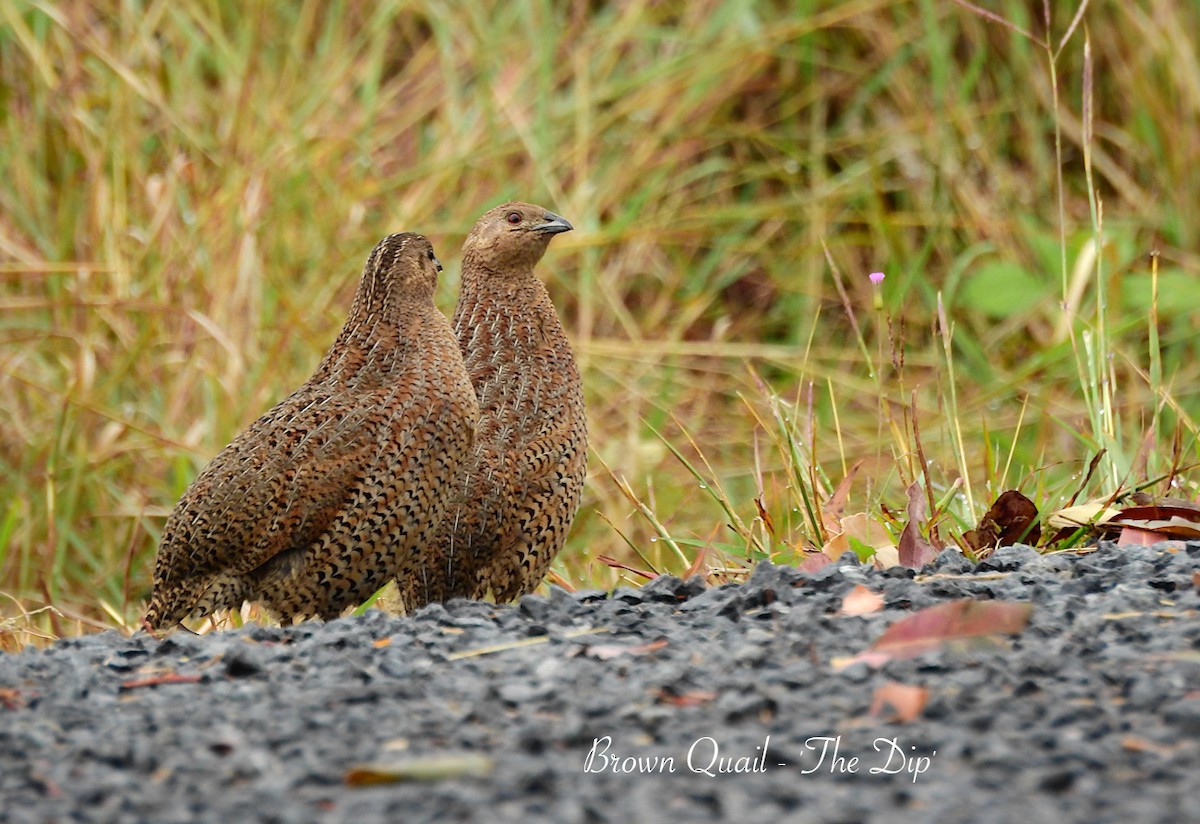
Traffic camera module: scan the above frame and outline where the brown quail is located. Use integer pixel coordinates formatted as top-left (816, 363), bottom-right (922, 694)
top-left (144, 233), bottom-right (479, 630)
top-left (408, 202), bottom-right (586, 607)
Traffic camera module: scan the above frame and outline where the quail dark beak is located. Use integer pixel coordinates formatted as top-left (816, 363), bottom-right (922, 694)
top-left (533, 212), bottom-right (573, 235)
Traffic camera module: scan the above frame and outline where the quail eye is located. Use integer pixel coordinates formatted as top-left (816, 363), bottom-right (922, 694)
top-left (506, 212), bottom-right (522, 225)
top-left (426, 249), bottom-right (435, 261)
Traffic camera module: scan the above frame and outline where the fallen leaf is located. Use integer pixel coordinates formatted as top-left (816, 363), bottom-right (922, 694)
top-left (840, 585), bottom-right (884, 616)
top-left (821, 513), bottom-right (894, 563)
top-left (869, 681), bottom-right (929, 723)
top-left (798, 552), bottom-right (834, 573)
top-left (898, 482), bottom-right (939, 568)
top-left (658, 689), bottom-right (717, 707)
top-left (1047, 502), bottom-right (1122, 530)
top-left (964, 490), bottom-right (1041, 552)
top-left (1109, 512), bottom-right (1200, 540)
top-left (583, 639), bottom-right (669, 660)
top-left (346, 755), bottom-right (493, 785)
top-left (1050, 497), bottom-right (1200, 543)
top-left (833, 599), bottom-right (1033, 670)
top-left (1120, 736), bottom-right (1181, 757)
top-left (1123, 494), bottom-right (1200, 513)
top-left (1117, 526), bottom-right (1168, 546)
top-left (873, 545), bottom-right (901, 569)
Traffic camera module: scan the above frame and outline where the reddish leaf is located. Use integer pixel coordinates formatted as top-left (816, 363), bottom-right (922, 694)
top-left (798, 552), bottom-right (834, 573)
top-left (1117, 526), bottom-right (1168, 546)
top-left (840, 585), bottom-right (884, 616)
top-left (898, 482), bottom-right (939, 568)
top-left (658, 689), bottom-right (718, 707)
top-left (1117, 498), bottom-right (1200, 516)
top-left (869, 681), bottom-right (929, 723)
top-left (834, 599), bottom-right (1032, 670)
top-left (1109, 508), bottom-right (1200, 540)
top-left (754, 496), bottom-right (776, 539)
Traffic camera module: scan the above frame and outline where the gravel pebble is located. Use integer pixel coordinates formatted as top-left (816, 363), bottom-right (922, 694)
top-left (1, 544), bottom-right (1198, 823)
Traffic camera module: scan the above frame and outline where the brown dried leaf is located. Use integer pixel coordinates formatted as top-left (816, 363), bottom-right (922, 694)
top-left (1109, 507), bottom-right (1200, 540)
top-left (898, 482), bottom-right (938, 568)
top-left (833, 599), bottom-right (1033, 670)
top-left (840, 585), bottom-right (884, 616)
top-left (823, 460), bottom-right (864, 522)
top-left (1124, 494), bottom-right (1200, 513)
top-left (754, 496), bottom-right (776, 539)
top-left (964, 490), bottom-right (1041, 552)
top-left (868, 682), bottom-right (929, 723)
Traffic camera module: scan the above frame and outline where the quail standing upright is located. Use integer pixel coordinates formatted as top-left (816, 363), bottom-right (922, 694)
top-left (144, 233), bottom-right (479, 630)
top-left (408, 202), bottom-right (586, 607)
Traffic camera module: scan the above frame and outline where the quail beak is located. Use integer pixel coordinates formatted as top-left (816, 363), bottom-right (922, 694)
top-left (532, 212), bottom-right (573, 235)
top-left (433, 255), bottom-right (443, 273)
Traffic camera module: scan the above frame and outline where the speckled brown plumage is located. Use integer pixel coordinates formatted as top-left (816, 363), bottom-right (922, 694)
top-left (144, 233), bottom-right (479, 630)
top-left (408, 202), bottom-right (586, 607)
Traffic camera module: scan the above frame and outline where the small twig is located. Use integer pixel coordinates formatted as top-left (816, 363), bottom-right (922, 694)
top-left (597, 554), bottom-right (657, 580)
top-left (120, 673), bottom-right (203, 690)
top-left (447, 627), bottom-right (609, 661)
top-left (948, 0), bottom-right (1045, 46)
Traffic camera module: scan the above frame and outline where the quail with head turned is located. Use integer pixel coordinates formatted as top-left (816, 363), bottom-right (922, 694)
top-left (145, 233), bottom-right (479, 630)
top-left (407, 202), bottom-right (586, 607)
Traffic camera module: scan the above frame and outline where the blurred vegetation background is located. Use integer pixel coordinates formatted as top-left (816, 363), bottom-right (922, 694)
top-left (1, 0), bottom-right (1198, 641)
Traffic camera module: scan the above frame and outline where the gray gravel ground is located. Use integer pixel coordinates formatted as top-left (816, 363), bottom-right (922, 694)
top-left (2, 543), bottom-right (1198, 824)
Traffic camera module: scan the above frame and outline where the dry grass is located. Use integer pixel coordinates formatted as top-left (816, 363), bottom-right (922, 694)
top-left (2, 0), bottom-right (1198, 643)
